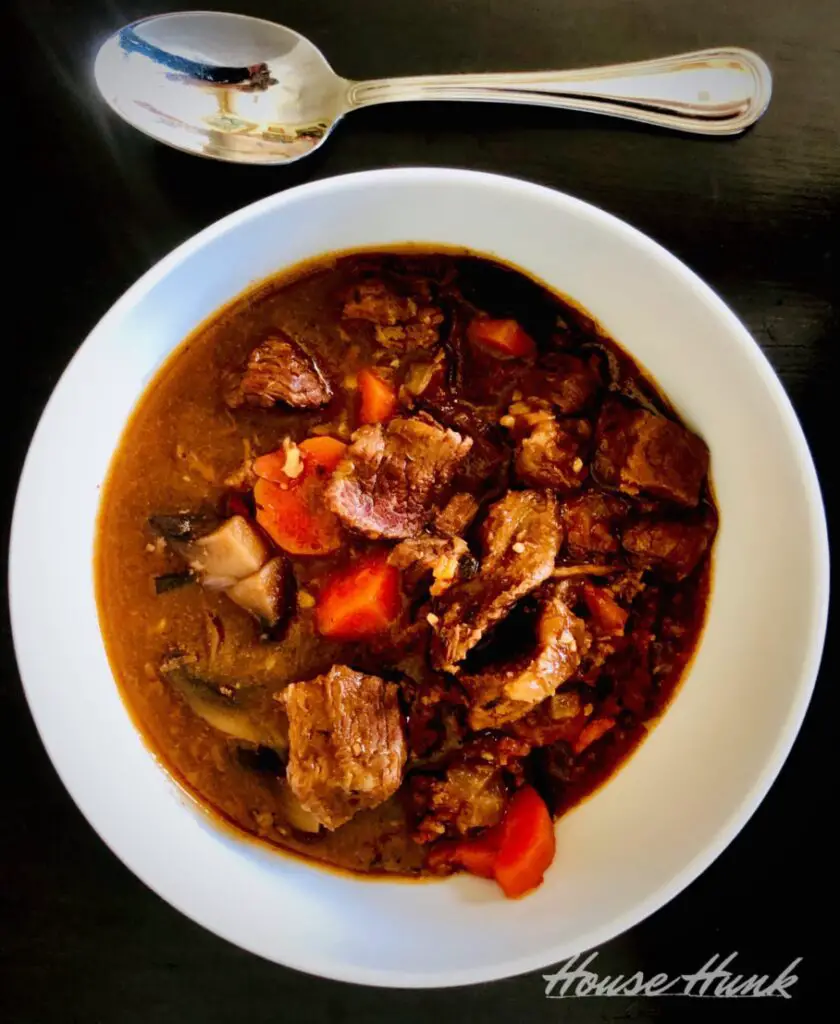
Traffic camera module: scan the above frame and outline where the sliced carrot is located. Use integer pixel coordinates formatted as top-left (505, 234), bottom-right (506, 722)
top-left (300, 436), bottom-right (347, 474)
top-left (426, 826), bottom-right (503, 880)
top-left (573, 717), bottom-right (616, 755)
top-left (254, 436), bottom-right (347, 485)
top-left (493, 786), bottom-right (556, 899)
top-left (253, 448), bottom-right (296, 484)
top-left (581, 580), bottom-right (628, 637)
top-left (426, 787), bottom-right (556, 897)
top-left (467, 318), bottom-right (536, 359)
top-left (450, 841), bottom-right (499, 879)
top-left (315, 553), bottom-right (401, 640)
top-left (252, 436), bottom-right (346, 555)
top-left (254, 477), bottom-right (342, 556)
top-left (358, 369), bottom-right (397, 424)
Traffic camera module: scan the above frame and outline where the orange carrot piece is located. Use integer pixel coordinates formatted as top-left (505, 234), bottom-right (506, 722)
top-left (467, 318), bottom-right (536, 359)
top-left (573, 717), bottom-right (617, 755)
top-left (427, 788), bottom-right (556, 898)
top-left (493, 786), bottom-right (556, 899)
top-left (315, 554), bottom-right (401, 640)
top-left (254, 476), bottom-right (342, 556)
top-left (252, 436), bottom-right (346, 555)
top-left (253, 436), bottom-right (346, 486)
top-left (253, 448), bottom-right (295, 484)
top-left (426, 826), bottom-right (503, 880)
top-left (581, 580), bottom-right (628, 637)
top-left (358, 369), bottom-right (398, 424)
top-left (299, 436), bottom-right (347, 474)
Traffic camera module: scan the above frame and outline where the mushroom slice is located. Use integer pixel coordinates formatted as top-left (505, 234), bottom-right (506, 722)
top-left (227, 556), bottom-right (294, 633)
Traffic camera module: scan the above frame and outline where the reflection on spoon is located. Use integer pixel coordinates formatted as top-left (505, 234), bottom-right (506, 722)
top-left (118, 25), bottom-right (275, 89)
top-left (94, 10), bottom-right (773, 166)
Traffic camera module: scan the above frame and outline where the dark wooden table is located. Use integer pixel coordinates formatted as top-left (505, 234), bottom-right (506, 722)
top-left (2, 1), bottom-right (837, 1020)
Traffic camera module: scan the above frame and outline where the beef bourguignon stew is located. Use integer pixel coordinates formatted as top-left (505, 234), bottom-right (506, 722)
top-left (97, 250), bottom-right (716, 898)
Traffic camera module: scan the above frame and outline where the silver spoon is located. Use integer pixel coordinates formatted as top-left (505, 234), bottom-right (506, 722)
top-left (94, 11), bottom-right (773, 166)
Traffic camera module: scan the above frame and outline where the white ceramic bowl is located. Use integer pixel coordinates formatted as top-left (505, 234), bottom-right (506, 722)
top-left (10, 168), bottom-right (828, 987)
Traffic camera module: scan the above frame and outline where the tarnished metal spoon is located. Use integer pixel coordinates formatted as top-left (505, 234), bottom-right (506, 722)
top-left (94, 10), bottom-right (773, 166)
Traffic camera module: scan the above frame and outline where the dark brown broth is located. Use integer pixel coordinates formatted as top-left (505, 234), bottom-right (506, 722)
top-left (96, 247), bottom-right (713, 877)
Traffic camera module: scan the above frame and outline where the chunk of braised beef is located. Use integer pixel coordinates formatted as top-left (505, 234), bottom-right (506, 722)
top-left (376, 309), bottom-right (444, 350)
top-left (409, 766), bottom-right (506, 843)
top-left (224, 333), bottom-right (332, 410)
top-left (510, 689), bottom-right (586, 747)
top-left (522, 353), bottom-right (602, 414)
top-left (622, 514), bottom-right (716, 580)
top-left (342, 278), bottom-right (418, 325)
top-left (560, 491), bottom-right (629, 560)
top-left (342, 278), bottom-right (443, 349)
top-left (419, 389), bottom-right (511, 499)
top-left (408, 735), bottom-right (531, 843)
top-left (480, 490), bottom-right (560, 569)
top-left (455, 436), bottom-right (511, 500)
top-left (325, 415), bottom-right (472, 539)
top-left (431, 490), bottom-right (563, 672)
top-left (460, 582), bottom-right (587, 730)
top-left (593, 398), bottom-right (709, 507)
top-left (389, 533), bottom-right (470, 597)
top-left (278, 666), bottom-right (407, 830)
top-left (435, 492), bottom-right (482, 537)
top-left (507, 399), bottom-right (592, 491)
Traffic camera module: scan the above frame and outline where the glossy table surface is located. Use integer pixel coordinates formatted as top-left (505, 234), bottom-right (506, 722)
top-left (2, 1), bottom-right (836, 1020)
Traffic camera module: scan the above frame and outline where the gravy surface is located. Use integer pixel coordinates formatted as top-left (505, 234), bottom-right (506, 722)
top-left (96, 248), bottom-right (714, 876)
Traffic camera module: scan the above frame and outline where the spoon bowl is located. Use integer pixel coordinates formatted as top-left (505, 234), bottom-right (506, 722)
top-left (95, 11), bottom-right (772, 165)
top-left (95, 11), bottom-right (346, 164)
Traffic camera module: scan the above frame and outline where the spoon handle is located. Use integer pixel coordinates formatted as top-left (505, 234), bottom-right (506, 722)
top-left (345, 47), bottom-right (771, 136)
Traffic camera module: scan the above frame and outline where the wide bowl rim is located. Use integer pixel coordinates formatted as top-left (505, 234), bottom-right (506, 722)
top-left (8, 167), bottom-right (829, 988)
